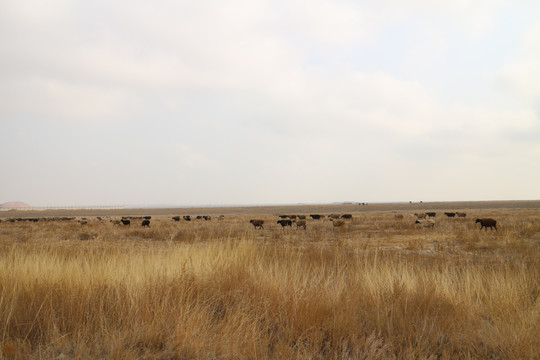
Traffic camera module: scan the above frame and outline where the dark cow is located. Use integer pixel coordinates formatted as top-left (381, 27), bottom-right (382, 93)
top-left (144, 216), bottom-right (151, 220)
top-left (310, 214), bottom-right (323, 220)
top-left (250, 219), bottom-right (264, 229)
top-left (183, 216), bottom-right (191, 221)
top-left (425, 212), bottom-right (437, 217)
top-left (341, 214), bottom-right (353, 219)
top-left (172, 216), bottom-right (181, 221)
top-left (277, 219), bottom-right (293, 228)
top-left (476, 218), bottom-right (497, 231)
top-left (141, 219), bottom-right (150, 227)
top-left (203, 216), bottom-right (211, 221)
top-left (445, 212), bottom-right (456, 217)
top-left (278, 215), bottom-right (289, 219)
top-left (121, 219), bottom-right (131, 226)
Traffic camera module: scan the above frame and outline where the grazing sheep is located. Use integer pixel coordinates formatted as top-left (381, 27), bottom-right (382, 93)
top-left (277, 219), bottom-right (293, 228)
top-left (250, 219), bottom-right (264, 229)
top-left (295, 220), bottom-right (307, 230)
top-left (394, 214), bottom-right (404, 220)
top-left (445, 212), bottom-right (456, 217)
top-left (476, 218), bottom-right (497, 231)
top-left (414, 213), bottom-right (427, 219)
top-left (456, 212), bottom-right (467, 218)
top-left (425, 212), bottom-right (437, 217)
top-left (415, 219), bottom-right (435, 228)
top-left (121, 219), bottom-right (131, 226)
top-left (141, 219), bottom-right (150, 227)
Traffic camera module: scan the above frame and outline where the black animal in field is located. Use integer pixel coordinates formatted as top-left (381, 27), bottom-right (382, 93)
top-left (250, 219), bottom-right (264, 229)
top-left (277, 219), bottom-right (293, 228)
top-left (476, 218), bottom-right (497, 231)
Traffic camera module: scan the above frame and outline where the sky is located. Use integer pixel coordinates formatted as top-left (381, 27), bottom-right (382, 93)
top-left (1, 0), bottom-right (539, 207)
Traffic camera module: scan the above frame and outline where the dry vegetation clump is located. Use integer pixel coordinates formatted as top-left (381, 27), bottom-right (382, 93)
top-left (0, 209), bottom-right (539, 359)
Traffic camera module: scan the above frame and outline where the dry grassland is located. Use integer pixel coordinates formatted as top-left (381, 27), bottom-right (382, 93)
top-left (0, 205), bottom-right (539, 359)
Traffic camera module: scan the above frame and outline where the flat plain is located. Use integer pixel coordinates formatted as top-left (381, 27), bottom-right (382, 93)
top-left (0, 201), bottom-right (539, 359)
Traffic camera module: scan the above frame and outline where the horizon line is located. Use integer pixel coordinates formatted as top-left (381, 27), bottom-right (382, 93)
top-left (2, 199), bottom-right (540, 210)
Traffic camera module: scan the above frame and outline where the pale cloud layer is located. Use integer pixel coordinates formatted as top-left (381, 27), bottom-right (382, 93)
top-left (1, 0), bottom-right (539, 206)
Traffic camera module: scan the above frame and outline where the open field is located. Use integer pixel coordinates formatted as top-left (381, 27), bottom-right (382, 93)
top-left (0, 201), bottom-right (539, 359)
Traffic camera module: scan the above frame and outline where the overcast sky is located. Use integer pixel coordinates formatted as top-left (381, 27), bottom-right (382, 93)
top-left (1, 0), bottom-right (539, 207)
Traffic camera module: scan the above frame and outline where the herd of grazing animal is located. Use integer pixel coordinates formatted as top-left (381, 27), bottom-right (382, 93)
top-left (165, 211), bottom-right (496, 232)
top-left (408, 212), bottom-right (498, 231)
top-left (1, 210), bottom-right (499, 233)
top-left (250, 214), bottom-right (355, 230)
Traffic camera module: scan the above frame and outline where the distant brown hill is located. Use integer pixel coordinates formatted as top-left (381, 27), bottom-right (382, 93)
top-left (0, 201), bottom-right (31, 208)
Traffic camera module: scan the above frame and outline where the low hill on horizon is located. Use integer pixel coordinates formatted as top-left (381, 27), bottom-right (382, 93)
top-left (0, 201), bottom-right (31, 208)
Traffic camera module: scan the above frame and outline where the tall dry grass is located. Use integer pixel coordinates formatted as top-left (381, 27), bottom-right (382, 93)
top-left (0, 209), bottom-right (539, 359)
